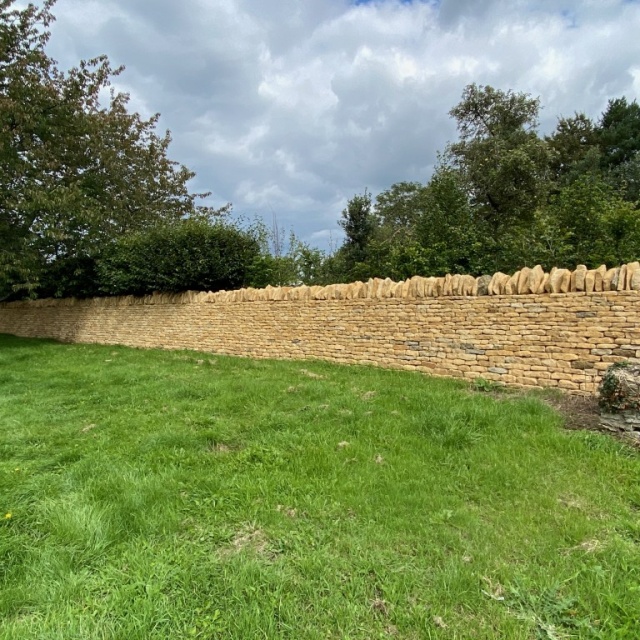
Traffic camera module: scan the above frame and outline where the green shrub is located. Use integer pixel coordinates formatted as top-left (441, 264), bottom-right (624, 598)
top-left (98, 220), bottom-right (261, 296)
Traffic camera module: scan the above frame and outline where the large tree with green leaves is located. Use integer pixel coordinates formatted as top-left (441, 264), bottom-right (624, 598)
top-left (337, 190), bottom-right (376, 280)
top-left (0, 0), bottom-right (217, 299)
top-left (445, 84), bottom-right (554, 234)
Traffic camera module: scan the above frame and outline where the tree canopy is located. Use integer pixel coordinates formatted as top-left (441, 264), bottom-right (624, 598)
top-left (328, 84), bottom-right (640, 281)
top-left (0, 0), bottom-right (218, 299)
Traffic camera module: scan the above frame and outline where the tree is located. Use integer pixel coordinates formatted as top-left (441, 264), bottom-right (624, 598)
top-left (415, 167), bottom-right (483, 274)
top-left (338, 190), bottom-right (376, 280)
top-left (547, 174), bottom-right (640, 267)
top-left (599, 97), bottom-right (640, 170)
top-left (0, 0), bottom-right (217, 299)
top-left (547, 113), bottom-right (600, 185)
top-left (446, 84), bottom-right (553, 233)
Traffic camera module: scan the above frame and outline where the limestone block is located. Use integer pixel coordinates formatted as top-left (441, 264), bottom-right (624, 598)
top-left (549, 268), bottom-right (568, 293)
top-left (517, 267), bottom-right (532, 294)
top-left (412, 276), bottom-right (426, 298)
top-left (461, 275), bottom-right (476, 296)
top-left (528, 265), bottom-right (545, 293)
top-left (476, 275), bottom-right (492, 296)
top-left (539, 272), bottom-right (550, 294)
top-left (626, 261), bottom-right (640, 289)
top-left (604, 268), bottom-right (618, 291)
top-left (573, 265), bottom-right (587, 292)
top-left (380, 278), bottom-right (394, 298)
top-left (424, 277), bottom-right (436, 297)
top-left (487, 272), bottom-right (505, 295)
top-left (443, 274), bottom-right (453, 296)
top-left (544, 267), bottom-right (557, 293)
top-left (505, 271), bottom-right (520, 295)
top-left (390, 282), bottom-right (404, 298)
top-left (450, 274), bottom-right (461, 295)
top-left (584, 271), bottom-right (596, 294)
top-left (333, 284), bottom-right (346, 300)
top-left (617, 265), bottom-right (627, 291)
top-left (370, 278), bottom-right (383, 298)
top-left (632, 270), bottom-right (640, 291)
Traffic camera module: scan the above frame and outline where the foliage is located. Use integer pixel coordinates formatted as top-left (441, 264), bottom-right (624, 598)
top-left (244, 218), bottom-right (331, 288)
top-left (0, 0), bottom-right (217, 299)
top-left (599, 97), bottom-right (640, 170)
top-left (98, 220), bottom-right (261, 296)
top-left (446, 84), bottom-right (554, 233)
top-left (547, 113), bottom-right (600, 185)
top-left (338, 190), bottom-right (376, 280)
top-left (545, 174), bottom-right (640, 267)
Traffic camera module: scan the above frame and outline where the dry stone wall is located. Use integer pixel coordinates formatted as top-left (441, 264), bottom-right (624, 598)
top-left (2, 262), bottom-right (640, 395)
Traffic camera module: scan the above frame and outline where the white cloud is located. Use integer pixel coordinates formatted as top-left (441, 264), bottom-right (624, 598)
top-left (45, 0), bottom-right (640, 248)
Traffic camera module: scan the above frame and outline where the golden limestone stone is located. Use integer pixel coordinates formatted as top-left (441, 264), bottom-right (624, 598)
top-left (488, 272), bottom-right (507, 295)
top-left (595, 265), bottom-right (607, 292)
top-left (390, 282), bottom-right (404, 298)
top-left (450, 274), bottom-right (461, 295)
top-left (529, 265), bottom-right (545, 293)
top-left (625, 262), bottom-right (640, 289)
top-left (443, 274), bottom-right (453, 296)
top-left (545, 267), bottom-right (557, 293)
top-left (604, 268), bottom-right (619, 291)
top-left (517, 267), bottom-right (531, 295)
top-left (617, 265), bottom-right (627, 291)
top-left (411, 276), bottom-right (425, 298)
top-left (505, 271), bottom-right (520, 295)
top-left (585, 270), bottom-right (596, 294)
top-left (549, 269), bottom-right (569, 293)
top-left (424, 277), bottom-right (436, 297)
top-left (378, 278), bottom-right (392, 298)
top-left (573, 265), bottom-right (587, 292)
top-left (462, 275), bottom-right (476, 296)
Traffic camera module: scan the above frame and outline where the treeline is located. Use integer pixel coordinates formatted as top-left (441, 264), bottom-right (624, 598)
top-left (2, 2), bottom-right (639, 301)
top-left (327, 84), bottom-right (640, 283)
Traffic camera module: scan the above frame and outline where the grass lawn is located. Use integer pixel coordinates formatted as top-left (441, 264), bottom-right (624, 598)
top-left (0, 334), bottom-right (639, 639)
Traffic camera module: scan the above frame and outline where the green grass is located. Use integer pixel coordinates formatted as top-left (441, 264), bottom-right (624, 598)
top-left (0, 334), bottom-right (638, 639)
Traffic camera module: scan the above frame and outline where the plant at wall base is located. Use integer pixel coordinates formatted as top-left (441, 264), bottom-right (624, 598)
top-left (473, 378), bottom-right (505, 394)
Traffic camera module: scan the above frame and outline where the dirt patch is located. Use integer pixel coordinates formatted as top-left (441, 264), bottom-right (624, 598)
top-left (208, 442), bottom-right (233, 454)
top-left (300, 368), bottom-right (325, 380)
top-left (220, 525), bottom-right (271, 558)
top-left (541, 393), bottom-right (640, 448)
top-left (543, 394), bottom-right (601, 431)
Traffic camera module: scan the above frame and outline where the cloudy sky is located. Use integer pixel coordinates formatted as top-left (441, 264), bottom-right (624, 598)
top-left (46, 0), bottom-right (640, 249)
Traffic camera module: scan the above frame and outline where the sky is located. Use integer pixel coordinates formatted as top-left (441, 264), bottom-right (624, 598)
top-left (45, 0), bottom-right (640, 250)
